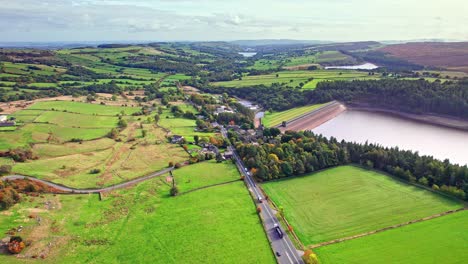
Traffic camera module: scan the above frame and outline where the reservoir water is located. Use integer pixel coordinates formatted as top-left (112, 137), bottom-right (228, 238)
top-left (238, 52), bottom-right (257, 57)
top-left (325, 63), bottom-right (378, 70)
top-left (312, 110), bottom-right (468, 165)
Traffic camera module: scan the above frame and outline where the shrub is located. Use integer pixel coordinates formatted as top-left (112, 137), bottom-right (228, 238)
top-left (170, 186), bottom-right (179, 196)
top-left (0, 165), bottom-right (12, 175)
top-left (89, 168), bottom-right (101, 174)
top-left (8, 236), bottom-right (25, 254)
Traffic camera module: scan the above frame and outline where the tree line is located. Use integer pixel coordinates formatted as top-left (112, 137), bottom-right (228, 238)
top-left (309, 79), bottom-right (468, 119)
top-left (234, 130), bottom-right (467, 200)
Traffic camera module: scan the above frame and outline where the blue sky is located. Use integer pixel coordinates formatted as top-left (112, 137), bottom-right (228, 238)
top-left (0, 0), bottom-right (467, 42)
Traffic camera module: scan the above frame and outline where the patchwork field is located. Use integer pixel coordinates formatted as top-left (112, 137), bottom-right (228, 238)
top-left (315, 210), bottom-right (468, 264)
top-left (262, 165), bottom-right (463, 246)
top-left (212, 70), bottom-right (378, 89)
top-left (262, 103), bottom-right (327, 127)
top-left (0, 101), bottom-right (207, 188)
top-left (0, 163), bottom-right (275, 263)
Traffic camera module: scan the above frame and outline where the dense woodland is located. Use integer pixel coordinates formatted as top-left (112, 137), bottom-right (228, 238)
top-left (235, 131), bottom-right (468, 200)
top-left (200, 84), bottom-right (307, 111)
top-left (310, 79), bottom-right (468, 119)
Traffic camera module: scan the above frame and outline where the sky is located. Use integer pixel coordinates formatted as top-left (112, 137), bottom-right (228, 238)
top-left (0, 0), bottom-right (467, 42)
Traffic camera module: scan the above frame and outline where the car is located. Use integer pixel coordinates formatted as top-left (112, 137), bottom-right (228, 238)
top-left (257, 196), bottom-right (263, 203)
top-left (276, 251), bottom-right (282, 257)
top-left (273, 223), bottom-right (284, 238)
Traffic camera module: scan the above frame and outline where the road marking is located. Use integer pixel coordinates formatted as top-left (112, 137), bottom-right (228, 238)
top-left (285, 251), bottom-right (294, 264)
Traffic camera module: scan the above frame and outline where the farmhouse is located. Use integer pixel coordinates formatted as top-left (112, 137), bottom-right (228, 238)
top-left (223, 151), bottom-right (233, 159)
top-left (0, 115), bottom-right (15, 127)
top-left (171, 135), bottom-right (185, 144)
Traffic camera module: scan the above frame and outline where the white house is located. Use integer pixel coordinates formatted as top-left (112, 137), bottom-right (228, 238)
top-left (0, 115), bottom-right (7, 122)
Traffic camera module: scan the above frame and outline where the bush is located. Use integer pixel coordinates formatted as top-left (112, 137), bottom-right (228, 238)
top-left (89, 168), bottom-right (101, 174)
top-left (170, 186), bottom-right (179, 196)
top-left (0, 165), bottom-right (12, 175)
top-left (8, 236), bottom-right (25, 254)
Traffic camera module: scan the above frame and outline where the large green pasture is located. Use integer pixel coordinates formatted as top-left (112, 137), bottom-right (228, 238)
top-left (316, 210), bottom-right (468, 264)
top-left (28, 101), bottom-right (140, 115)
top-left (173, 160), bottom-right (241, 193)
top-left (262, 103), bottom-right (327, 127)
top-left (262, 165), bottom-right (463, 246)
top-left (0, 164), bottom-right (274, 264)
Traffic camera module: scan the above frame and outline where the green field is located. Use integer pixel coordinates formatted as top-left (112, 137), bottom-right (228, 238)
top-left (262, 165), bottom-right (463, 246)
top-left (212, 70), bottom-right (377, 89)
top-left (262, 103), bottom-right (327, 127)
top-left (316, 210), bottom-right (468, 264)
top-left (173, 160), bottom-right (241, 193)
top-left (28, 101), bottom-right (140, 116)
top-left (0, 163), bottom-right (275, 264)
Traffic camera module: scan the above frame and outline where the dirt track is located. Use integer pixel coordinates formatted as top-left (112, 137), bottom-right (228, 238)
top-left (279, 101), bottom-right (346, 132)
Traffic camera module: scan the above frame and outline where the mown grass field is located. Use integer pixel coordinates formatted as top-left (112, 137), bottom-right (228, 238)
top-left (173, 160), bottom-right (241, 193)
top-left (315, 210), bottom-right (468, 264)
top-left (212, 70), bottom-right (378, 89)
top-left (262, 165), bottom-right (463, 246)
top-left (262, 103), bottom-right (328, 127)
top-left (0, 163), bottom-right (275, 264)
top-left (28, 101), bottom-right (140, 116)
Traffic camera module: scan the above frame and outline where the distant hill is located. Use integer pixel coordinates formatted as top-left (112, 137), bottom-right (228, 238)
top-left (379, 42), bottom-right (468, 73)
top-left (231, 39), bottom-right (332, 47)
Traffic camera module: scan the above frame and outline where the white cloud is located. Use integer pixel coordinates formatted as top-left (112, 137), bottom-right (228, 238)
top-left (0, 0), bottom-right (466, 42)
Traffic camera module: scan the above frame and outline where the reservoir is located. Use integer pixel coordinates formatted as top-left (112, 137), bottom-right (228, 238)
top-left (325, 63), bottom-right (378, 70)
top-left (238, 52), bottom-right (257, 57)
top-left (312, 110), bottom-right (468, 165)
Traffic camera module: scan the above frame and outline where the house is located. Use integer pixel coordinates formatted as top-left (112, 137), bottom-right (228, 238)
top-left (214, 106), bottom-right (234, 115)
top-left (171, 135), bottom-right (185, 144)
top-left (0, 115), bottom-right (15, 127)
top-left (223, 151), bottom-right (233, 159)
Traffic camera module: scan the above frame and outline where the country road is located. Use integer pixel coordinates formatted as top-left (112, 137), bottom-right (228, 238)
top-left (221, 127), bottom-right (303, 264)
top-left (1, 167), bottom-right (174, 194)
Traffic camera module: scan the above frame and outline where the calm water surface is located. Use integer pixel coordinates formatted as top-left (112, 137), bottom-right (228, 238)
top-left (325, 63), bottom-right (378, 70)
top-left (313, 110), bottom-right (468, 165)
top-left (238, 52), bottom-right (257, 57)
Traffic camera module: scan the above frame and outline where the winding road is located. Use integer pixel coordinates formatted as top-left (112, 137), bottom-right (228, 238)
top-left (1, 167), bottom-right (174, 194)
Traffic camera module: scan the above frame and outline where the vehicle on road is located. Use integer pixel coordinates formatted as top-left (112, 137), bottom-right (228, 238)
top-left (258, 195), bottom-right (263, 203)
top-left (276, 251), bottom-right (282, 257)
top-left (274, 223), bottom-right (284, 238)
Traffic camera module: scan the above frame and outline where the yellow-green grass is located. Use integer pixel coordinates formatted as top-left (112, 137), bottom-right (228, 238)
top-left (159, 114), bottom-right (215, 142)
top-left (315, 210), bottom-right (468, 264)
top-left (12, 125), bottom-right (188, 188)
top-left (28, 101), bottom-right (140, 116)
top-left (262, 165), bottom-right (463, 246)
top-left (212, 70), bottom-right (376, 89)
top-left (35, 111), bottom-right (119, 128)
top-left (0, 169), bottom-right (274, 263)
top-left (173, 160), bottom-right (241, 193)
top-left (32, 138), bottom-right (116, 158)
top-left (262, 103), bottom-right (328, 127)
top-left (0, 124), bottom-right (111, 151)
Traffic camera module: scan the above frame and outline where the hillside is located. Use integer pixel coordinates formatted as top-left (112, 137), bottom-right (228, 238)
top-left (379, 42), bottom-right (468, 73)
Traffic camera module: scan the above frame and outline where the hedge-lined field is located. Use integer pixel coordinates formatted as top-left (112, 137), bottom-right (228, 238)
top-left (262, 166), bottom-right (462, 245)
top-left (316, 210), bottom-right (468, 264)
top-left (0, 164), bottom-right (275, 263)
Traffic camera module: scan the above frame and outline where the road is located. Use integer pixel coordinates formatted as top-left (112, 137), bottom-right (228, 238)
top-left (221, 127), bottom-right (303, 264)
top-left (1, 167), bottom-right (174, 194)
